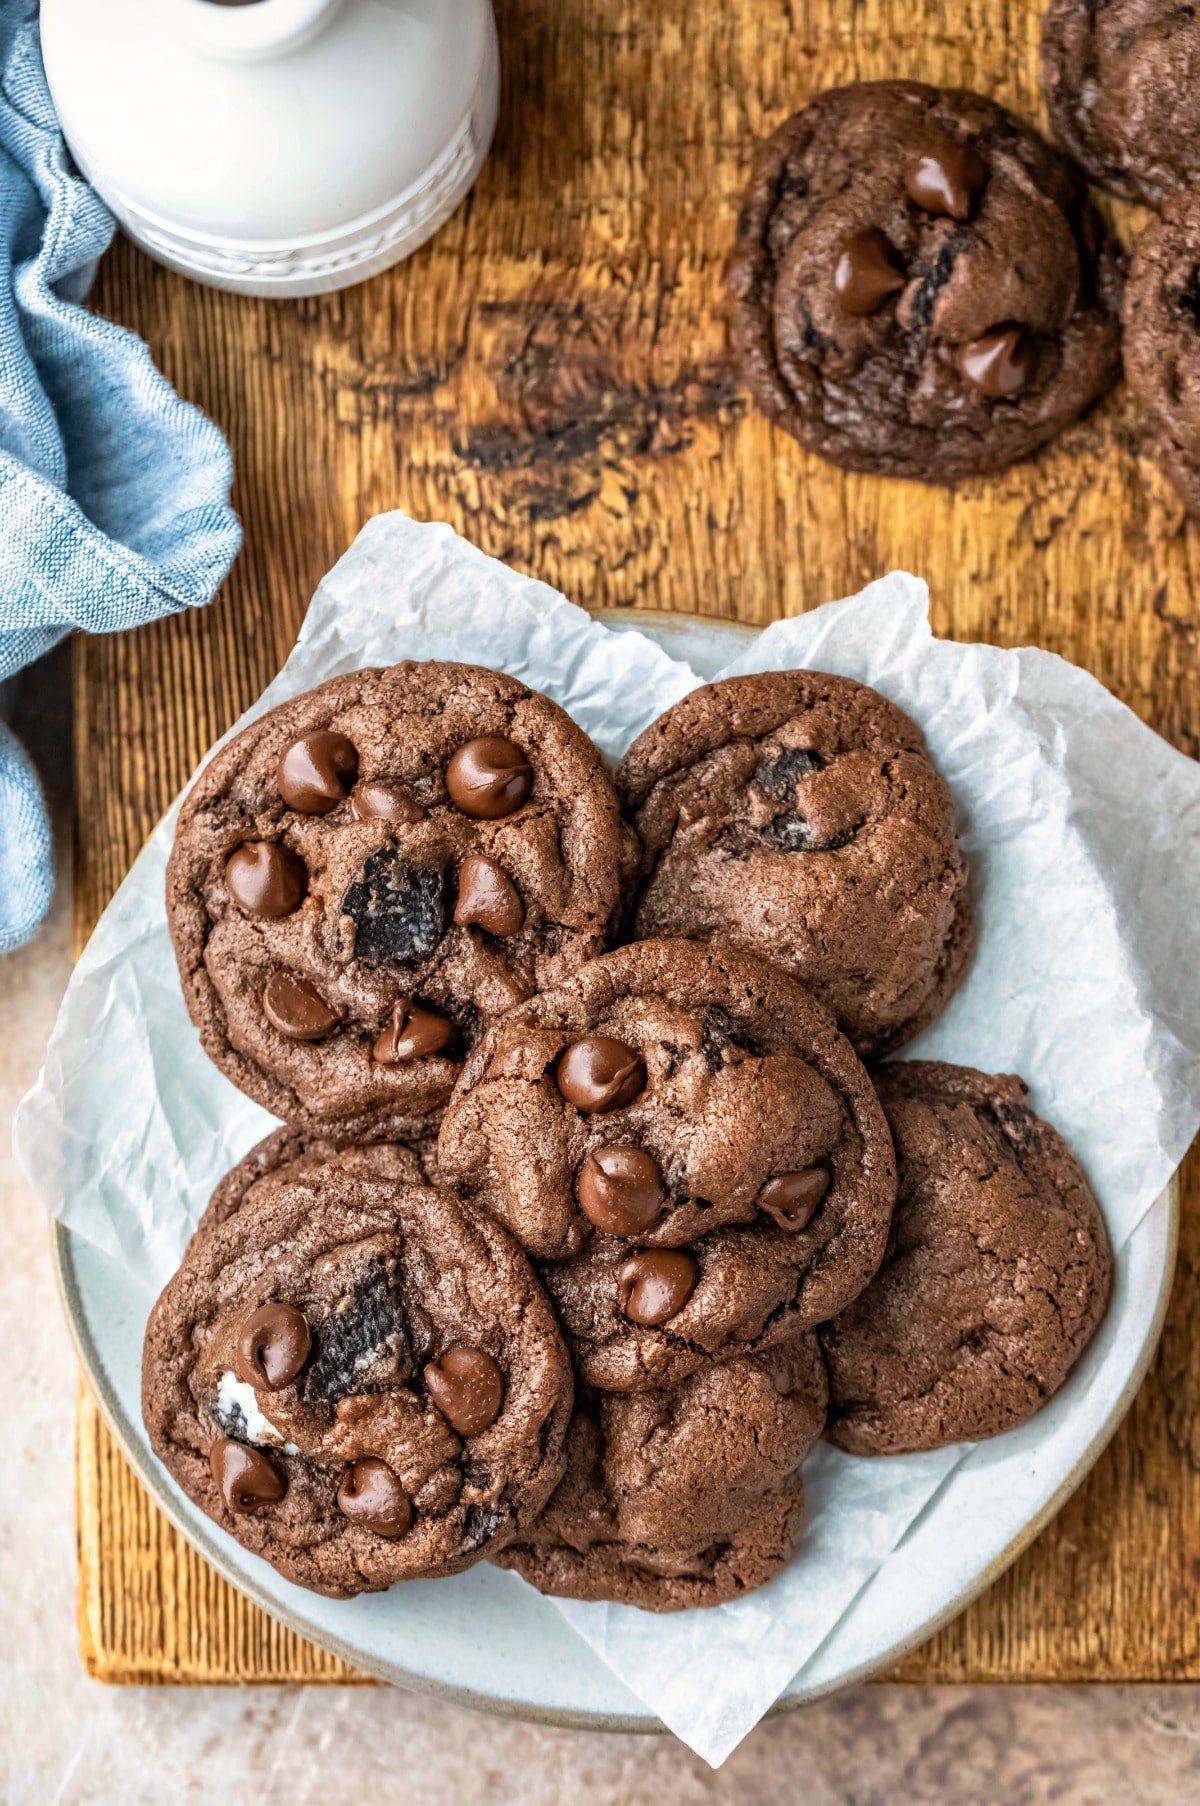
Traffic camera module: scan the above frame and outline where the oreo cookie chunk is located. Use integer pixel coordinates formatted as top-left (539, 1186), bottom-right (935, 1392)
top-left (821, 1062), bottom-right (1112, 1456)
top-left (439, 940), bottom-right (895, 1391)
top-left (495, 1336), bottom-right (827, 1611)
top-left (142, 1138), bottom-right (573, 1595)
top-left (1123, 192), bottom-right (1200, 517)
top-left (166, 662), bottom-right (627, 1128)
top-left (728, 81), bottom-right (1121, 482)
top-left (618, 671), bottom-right (973, 1059)
top-left (1043, 0), bottom-right (1200, 205)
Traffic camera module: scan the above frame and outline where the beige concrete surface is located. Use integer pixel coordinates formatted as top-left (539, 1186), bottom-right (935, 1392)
top-left (3, 650), bottom-right (1200, 1802)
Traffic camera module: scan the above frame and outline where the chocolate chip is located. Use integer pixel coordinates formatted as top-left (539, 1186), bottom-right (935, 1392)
top-left (424, 1346), bottom-right (505, 1437)
top-left (209, 1437), bottom-right (286, 1513)
top-left (556, 1037), bottom-right (647, 1113)
top-left (339, 847), bottom-right (445, 964)
top-left (833, 229), bottom-right (906, 315)
top-left (617, 1250), bottom-right (698, 1326)
top-left (954, 325), bottom-right (1037, 397)
top-left (337, 1458), bottom-right (413, 1539)
top-left (577, 1145), bottom-right (665, 1236)
top-left (453, 855), bottom-right (525, 937)
top-left (445, 737), bottom-right (533, 819)
top-left (752, 747), bottom-right (828, 798)
top-left (906, 140), bottom-right (988, 221)
top-left (262, 972), bottom-right (341, 1040)
top-left (233, 1302), bottom-right (311, 1390)
top-left (372, 998), bottom-right (455, 1064)
top-left (304, 1260), bottom-right (412, 1401)
top-left (224, 842), bottom-right (306, 919)
top-left (757, 1167), bottom-right (830, 1232)
top-left (277, 731), bottom-right (358, 814)
top-left (349, 779), bottom-right (424, 824)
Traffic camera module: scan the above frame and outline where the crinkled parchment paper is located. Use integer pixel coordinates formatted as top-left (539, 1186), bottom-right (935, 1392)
top-left (15, 513), bottom-right (1200, 1764)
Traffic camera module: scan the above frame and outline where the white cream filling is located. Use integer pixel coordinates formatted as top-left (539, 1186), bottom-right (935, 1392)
top-left (217, 1371), bottom-right (298, 1454)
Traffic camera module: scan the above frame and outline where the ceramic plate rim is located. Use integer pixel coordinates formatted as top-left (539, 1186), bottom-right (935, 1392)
top-left (52, 605), bottom-right (1182, 1732)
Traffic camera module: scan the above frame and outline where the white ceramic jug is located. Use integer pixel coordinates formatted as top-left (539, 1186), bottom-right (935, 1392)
top-left (41, 0), bottom-right (500, 298)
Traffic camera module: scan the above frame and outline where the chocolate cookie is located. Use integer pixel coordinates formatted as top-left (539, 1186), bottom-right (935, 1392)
top-left (618, 671), bottom-right (973, 1059)
top-left (1123, 191), bottom-right (1200, 516)
top-left (495, 1335), bottom-right (827, 1611)
top-left (1043, 0), bottom-right (1200, 205)
top-left (142, 1138), bottom-right (573, 1595)
top-left (200, 1118), bottom-right (441, 1233)
top-left (728, 81), bottom-right (1121, 482)
top-left (438, 940), bottom-right (896, 1391)
top-left (166, 663), bottom-right (627, 1128)
top-left (821, 1062), bottom-right (1112, 1456)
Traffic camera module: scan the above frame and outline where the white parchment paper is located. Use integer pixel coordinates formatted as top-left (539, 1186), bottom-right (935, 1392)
top-left (14, 512), bottom-right (1200, 1765)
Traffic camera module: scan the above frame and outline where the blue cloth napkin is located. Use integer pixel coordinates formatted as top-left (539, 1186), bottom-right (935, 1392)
top-left (0, 1), bottom-right (241, 953)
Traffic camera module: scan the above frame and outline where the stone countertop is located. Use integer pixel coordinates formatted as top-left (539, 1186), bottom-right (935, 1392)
top-left (3, 653), bottom-right (1200, 1802)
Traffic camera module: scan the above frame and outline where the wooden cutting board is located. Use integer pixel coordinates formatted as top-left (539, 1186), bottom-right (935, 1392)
top-left (74, 0), bottom-right (1200, 1688)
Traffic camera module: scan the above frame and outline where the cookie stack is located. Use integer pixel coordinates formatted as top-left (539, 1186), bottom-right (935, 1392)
top-left (728, 49), bottom-right (1200, 516)
top-left (144, 659), bottom-right (1111, 1610)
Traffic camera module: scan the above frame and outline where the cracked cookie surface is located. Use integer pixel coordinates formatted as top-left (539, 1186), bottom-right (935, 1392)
top-left (820, 1061), bottom-right (1112, 1456)
top-left (1123, 190), bottom-right (1200, 518)
top-left (618, 671), bottom-right (973, 1059)
top-left (1043, 0), bottom-right (1200, 205)
top-left (166, 662), bottom-right (627, 1129)
top-left (142, 1136), bottom-right (573, 1595)
top-left (438, 940), bottom-right (896, 1392)
top-left (728, 81), bottom-right (1121, 481)
top-left (495, 1335), bottom-right (827, 1611)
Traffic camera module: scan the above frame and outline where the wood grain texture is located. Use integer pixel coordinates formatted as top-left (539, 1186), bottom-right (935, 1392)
top-left (75, 0), bottom-right (1200, 1687)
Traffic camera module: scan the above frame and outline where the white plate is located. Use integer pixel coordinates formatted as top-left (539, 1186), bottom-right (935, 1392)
top-left (53, 611), bottom-right (1180, 1731)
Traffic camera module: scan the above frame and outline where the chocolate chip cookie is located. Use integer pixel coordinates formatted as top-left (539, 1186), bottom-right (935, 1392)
top-left (439, 940), bottom-right (895, 1391)
top-left (495, 1335), bottom-right (827, 1611)
top-left (618, 671), bottom-right (973, 1059)
top-left (728, 81), bottom-right (1121, 482)
top-left (1123, 191), bottom-right (1200, 516)
top-left (142, 1137), bottom-right (574, 1595)
top-left (166, 663), bottom-right (627, 1128)
top-left (821, 1062), bottom-right (1112, 1456)
top-left (199, 1118), bottom-right (442, 1233)
top-left (1043, 0), bottom-right (1200, 205)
